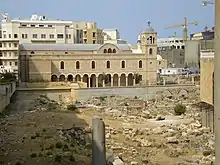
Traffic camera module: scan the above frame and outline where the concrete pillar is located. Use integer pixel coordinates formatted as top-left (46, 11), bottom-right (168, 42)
top-left (92, 117), bottom-right (106, 165)
top-left (96, 77), bottom-right (98, 87)
top-left (125, 76), bottom-right (128, 86)
top-left (215, 0), bottom-right (220, 164)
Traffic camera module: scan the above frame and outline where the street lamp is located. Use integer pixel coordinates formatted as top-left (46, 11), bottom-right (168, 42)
top-left (201, 0), bottom-right (214, 6)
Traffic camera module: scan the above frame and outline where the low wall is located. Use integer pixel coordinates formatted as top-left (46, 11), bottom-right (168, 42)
top-left (75, 84), bottom-right (197, 101)
top-left (0, 82), bottom-right (16, 112)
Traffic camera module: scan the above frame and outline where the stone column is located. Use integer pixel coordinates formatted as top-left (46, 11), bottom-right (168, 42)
top-left (111, 77), bottom-right (113, 87)
top-left (133, 77), bottom-right (136, 86)
top-left (96, 77), bottom-right (99, 87)
top-left (125, 76), bottom-right (128, 86)
top-left (102, 80), bottom-right (105, 87)
top-left (118, 77), bottom-right (120, 87)
top-left (215, 0), bottom-right (220, 164)
top-left (92, 117), bottom-right (106, 165)
top-left (88, 77), bottom-right (90, 88)
top-left (191, 76), bottom-right (195, 84)
top-left (163, 77), bottom-right (166, 86)
top-left (177, 77), bottom-right (180, 84)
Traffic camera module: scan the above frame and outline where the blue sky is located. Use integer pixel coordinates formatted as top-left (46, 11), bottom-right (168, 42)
top-left (0, 0), bottom-right (214, 44)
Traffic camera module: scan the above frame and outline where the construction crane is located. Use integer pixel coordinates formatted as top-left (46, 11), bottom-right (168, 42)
top-left (164, 17), bottom-right (198, 41)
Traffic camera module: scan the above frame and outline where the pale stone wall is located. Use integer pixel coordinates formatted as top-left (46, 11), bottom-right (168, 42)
top-left (200, 58), bottom-right (214, 105)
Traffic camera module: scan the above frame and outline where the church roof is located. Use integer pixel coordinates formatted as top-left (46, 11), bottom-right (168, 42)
top-left (19, 43), bottom-right (131, 51)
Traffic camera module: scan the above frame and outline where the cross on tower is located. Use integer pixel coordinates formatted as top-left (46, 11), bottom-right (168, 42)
top-left (147, 21), bottom-right (151, 27)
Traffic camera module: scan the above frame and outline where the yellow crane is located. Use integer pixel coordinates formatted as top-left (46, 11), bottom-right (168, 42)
top-left (165, 17), bottom-right (198, 41)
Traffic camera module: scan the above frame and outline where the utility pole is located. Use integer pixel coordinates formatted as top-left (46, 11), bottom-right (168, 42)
top-left (214, 0), bottom-right (220, 164)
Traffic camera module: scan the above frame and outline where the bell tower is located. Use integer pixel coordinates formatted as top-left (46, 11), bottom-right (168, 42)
top-left (141, 21), bottom-right (158, 85)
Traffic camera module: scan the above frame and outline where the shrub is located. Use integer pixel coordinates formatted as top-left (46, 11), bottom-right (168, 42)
top-left (174, 104), bottom-right (186, 115)
top-left (54, 154), bottom-right (62, 162)
top-left (55, 141), bottom-right (63, 149)
top-left (67, 104), bottom-right (77, 111)
top-left (30, 153), bottom-right (37, 158)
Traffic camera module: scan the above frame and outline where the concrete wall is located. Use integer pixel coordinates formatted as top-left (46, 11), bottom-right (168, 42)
top-left (0, 82), bottom-right (16, 112)
top-left (185, 40), bottom-right (200, 68)
top-left (75, 85), bottom-right (196, 101)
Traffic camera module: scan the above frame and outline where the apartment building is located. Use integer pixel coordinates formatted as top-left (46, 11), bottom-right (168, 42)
top-left (0, 13), bottom-right (104, 74)
top-left (103, 29), bottom-right (127, 44)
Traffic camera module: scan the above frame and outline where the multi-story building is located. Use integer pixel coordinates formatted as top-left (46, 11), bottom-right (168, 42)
top-left (103, 29), bottom-right (127, 44)
top-left (0, 13), bottom-right (104, 74)
top-left (19, 25), bottom-right (159, 87)
top-left (157, 37), bottom-right (185, 68)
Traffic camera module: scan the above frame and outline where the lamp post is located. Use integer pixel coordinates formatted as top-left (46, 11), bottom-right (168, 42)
top-left (201, 0), bottom-right (214, 6)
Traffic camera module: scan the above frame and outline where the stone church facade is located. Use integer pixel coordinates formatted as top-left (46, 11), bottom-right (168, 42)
top-left (19, 26), bottom-right (159, 87)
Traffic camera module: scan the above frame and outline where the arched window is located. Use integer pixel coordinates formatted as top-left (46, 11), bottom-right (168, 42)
top-left (108, 48), bottom-right (112, 53)
top-left (60, 61), bottom-right (64, 69)
top-left (92, 61), bottom-right (95, 69)
top-left (149, 48), bottom-right (153, 55)
top-left (112, 49), bottom-right (116, 53)
top-left (31, 51), bottom-right (35, 54)
top-left (107, 61), bottom-right (110, 68)
top-left (121, 61), bottom-right (125, 68)
top-left (76, 61), bottom-right (80, 69)
top-left (104, 49), bottom-right (107, 53)
top-left (139, 60), bottom-right (142, 68)
top-left (153, 37), bottom-right (155, 44)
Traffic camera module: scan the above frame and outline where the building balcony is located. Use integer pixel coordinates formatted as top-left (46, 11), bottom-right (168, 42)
top-left (0, 56), bottom-right (18, 60)
top-left (0, 38), bottom-right (19, 42)
top-left (0, 47), bottom-right (19, 51)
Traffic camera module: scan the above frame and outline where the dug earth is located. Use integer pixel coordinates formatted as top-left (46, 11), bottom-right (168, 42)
top-left (0, 87), bottom-right (214, 165)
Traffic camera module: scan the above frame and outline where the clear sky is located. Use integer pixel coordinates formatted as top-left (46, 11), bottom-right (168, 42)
top-left (0, 0), bottom-right (214, 44)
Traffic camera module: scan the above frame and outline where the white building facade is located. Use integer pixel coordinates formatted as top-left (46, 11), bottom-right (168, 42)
top-left (103, 29), bottom-right (127, 44)
top-left (157, 37), bottom-right (185, 50)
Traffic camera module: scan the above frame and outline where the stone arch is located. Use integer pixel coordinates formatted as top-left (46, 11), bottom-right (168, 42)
top-left (127, 73), bottom-right (134, 86)
top-left (178, 89), bottom-right (188, 98)
top-left (104, 49), bottom-right (107, 53)
top-left (120, 74), bottom-right (126, 86)
top-left (163, 90), bottom-right (173, 99)
top-left (108, 48), bottom-right (112, 53)
top-left (90, 74), bottom-right (96, 88)
top-left (105, 74), bottom-right (111, 86)
top-left (51, 75), bottom-right (58, 82)
top-left (113, 74), bottom-right (119, 86)
top-left (59, 74), bottom-right (65, 81)
top-left (67, 74), bottom-right (73, 81)
top-left (98, 74), bottom-right (104, 87)
top-left (112, 49), bottom-right (116, 53)
top-left (83, 74), bottom-right (89, 87)
top-left (75, 74), bottom-right (81, 82)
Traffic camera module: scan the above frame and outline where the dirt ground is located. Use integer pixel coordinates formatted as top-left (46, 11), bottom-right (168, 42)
top-left (0, 88), bottom-right (214, 165)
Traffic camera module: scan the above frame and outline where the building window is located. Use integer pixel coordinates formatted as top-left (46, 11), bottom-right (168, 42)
top-left (121, 61), bottom-right (125, 68)
top-left (8, 34), bottom-right (11, 38)
top-left (93, 32), bottom-right (96, 37)
top-left (41, 34), bottom-right (46, 38)
top-left (150, 62), bottom-right (152, 64)
top-left (31, 51), bottom-right (35, 54)
top-left (112, 49), bottom-right (116, 53)
top-left (149, 48), bottom-right (153, 55)
top-left (15, 62), bottom-right (17, 66)
top-left (33, 34), bottom-right (37, 38)
top-left (39, 25), bottom-right (44, 27)
top-left (108, 48), bottom-right (112, 53)
top-left (22, 34), bottom-right (28, 39)
top-left (60, 61), bottom-right (64, 69)
top-left (9, 43), bottom-right (11, 47)
top-left (139, 60), bottom-right (142, 68)
top-left (48, 25), bottom-right (53, 28)
top-left (107, 61), bottom-right (110, 68)
top-left (14, 34), bottom-right (18, 38)
top-left (3, 34), bottom-right (6, 38)
top-left (31, 25), bottom-right (35, 27)
top-left (14, 43), bottom-right (17, 47)
top-left (49, 34), bottom-right (54, 39)
top-left (57, 34), bottom-right (64, 39)
top-left (93, 40), bottom-right (96, 44)
top-left (104, 49), bottom-right (107, 53)
top-left (76, 61), bottom-right (80, 69)
top-left (9, 62), bottom-right (12, 66)
top-left (159, 61), bottom-right (161, 65)
top-left (91, 61), bottom-right (95, 69)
